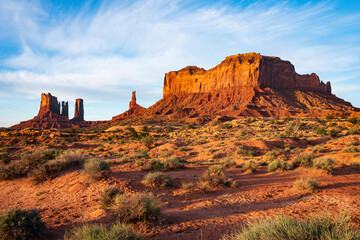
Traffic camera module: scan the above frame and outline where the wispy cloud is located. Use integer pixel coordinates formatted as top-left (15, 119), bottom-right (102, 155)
top-left (0, 0), bottom-right (360, 126)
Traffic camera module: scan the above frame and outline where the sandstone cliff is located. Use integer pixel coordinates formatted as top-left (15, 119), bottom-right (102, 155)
top-left (163, 53), bottom-right (331, 98)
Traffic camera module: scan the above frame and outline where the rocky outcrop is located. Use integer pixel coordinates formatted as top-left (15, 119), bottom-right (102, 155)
top-left (72, 99), bottom-right (84, 121)
top-left (163, 53), bottom-right (331, 98)
top-left (112, 91), bottom-right (146, 121)
top-left (11, 93), bottom-right (95, 129)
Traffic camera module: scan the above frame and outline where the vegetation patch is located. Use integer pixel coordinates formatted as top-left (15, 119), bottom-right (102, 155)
top-left (0, 208), bottom-right (45, 240)
top-left (65, 222), bottom-right (143, 240)
top-left (143, 172), bottom-right (173, 187)
top-left (294, 177), bottom-right (319, 191)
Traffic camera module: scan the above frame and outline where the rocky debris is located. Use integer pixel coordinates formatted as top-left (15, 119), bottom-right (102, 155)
top-left (72, 99), bottom-right (84, 121)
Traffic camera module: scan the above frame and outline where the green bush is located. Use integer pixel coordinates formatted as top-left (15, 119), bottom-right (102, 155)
top-left (267, 159), bottom-right (291, 172)
top-left (294, 177), bottom-right (319, 191)
top-left (100, 186), bottom-right (121, 207)
top-left (315, 127), bottom-right (326, 135)
top-left (221, 213), bottom-right (359, 240)
top-left (113, 192), bottom-right (162, 222)
top-left (83, 158), bottom-right (110, 180)
top-left (65, 222), bottom-right (143, 240)
top-left (348, 117), bottom-right (358, 124)
top-left (143, 172), bottom-right (173, 187)
top-left (242, 160), bottom-right (257, 172)
top-left (0, 161), bottom-right (28, 180)
top-left (0, 208), bottom-right (45, 240)
top-left (292, 152), bottom-right (315, 168)
top-left (343, 146), bottom-right (360, 153)
top-left (313, 157), bottom-right (335, 173)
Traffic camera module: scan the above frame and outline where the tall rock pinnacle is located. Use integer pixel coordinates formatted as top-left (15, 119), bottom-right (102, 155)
top-left (73, 99), bottom-right (84, 121)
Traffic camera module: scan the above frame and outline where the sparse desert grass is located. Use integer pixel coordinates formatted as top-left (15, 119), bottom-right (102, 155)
top-left (0, 208), bottom-right (45, 240)
top-left (313, 157), bottom-right (335, 173)
top-left (294, 177), bottom-right (319, 191)
top-left (100, 186), bottom-right (121, 207)
top-left (181, 182), bottom-right (195, 190)
top-left (113, 192), bottom-right (162, 222)
top-left (65, 222), bottom-right (143, 240)
top-left (242, 160), bottom-right (257, 172)
top-left (221, 213), bottom-right (359, 240)
top-left (83, 158), bottom-right (110, 180)
top-left (143, 172), bottom-right (173, 187)
top-left (267, 159), bottom-right (291, 172)
top-left (237, 146), bottom-right (255, 157)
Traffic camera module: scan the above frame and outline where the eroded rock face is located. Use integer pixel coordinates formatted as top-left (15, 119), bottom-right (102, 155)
top-left (129, 91), bottom-right (137, 109)
top-left (72, 99), bottom-right (84, 121)
top-left (39, 93), bottom-right (61, 115)
top-left (112, 91), bottom-right (146, 121)
top-left (163, 53), bottom-right (331, 98)
top-left (61, 101), bottom-right (69, 118)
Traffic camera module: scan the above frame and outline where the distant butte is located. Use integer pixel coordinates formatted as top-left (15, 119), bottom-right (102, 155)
top-left (11, 52), bottom-right (360, 129)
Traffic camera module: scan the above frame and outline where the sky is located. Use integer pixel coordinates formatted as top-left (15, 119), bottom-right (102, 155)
top-left (0, 0), bottom-right (360, 127)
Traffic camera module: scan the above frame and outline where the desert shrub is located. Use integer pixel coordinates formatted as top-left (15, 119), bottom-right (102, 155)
top-left (21, 150), bottom-right (47, 167)
top-left (267, 159), bottom-right (291, 172)
top-left (343, 146), bottom-right (360, 153)
top-left (221, 213), bottom-right (359, 240)
top-left (141, 159), bottom-right (164, 171)
top-left (65, 222), bottom-right (143, 240)
top-left (242, 160), bottom-right (257, 172)
top-left (113, 192), bottom-right (162, 222)
top-left (83, 158), bottom-right (110, 180)
top-left (325, 114), bottom-right (335, 121)
top-left (128, 127), bottom-right (138, 139)
top-left (162, 157), bottom-right (186, 170)
top-left (347, 128), bottom-right (360, 135)
top-left (237, 146), bottom-right (255, 157)
top-left (32, 151), bottom-right (87, 182)
top-left (284, 121), bottom-right (301, 138)
top-left (312, 144), bottom-right (326, 153)
top-left (133, 150), bottom-right (149, 159)
top-left (198, 165), bottom-right (232, 190)
top-left (294, 177), bottom-right (319, 191)
top-left (329, 128), bottom-right (342, 138)
top-left (143, 172), bottom-right (173, 187)
top-left (100, 186), bottom-right (121, 207)
top-left (315, 127), bottom-right (327, 135)
top-left (221, 158), bottom-right (236, 169)
top-left (0, 208), bottom-right (45, 240)
top-left (348, 117), bottom-right (358, 124)
top-left (313, 157), bottom-right (335, 173)
top-left (0, 161), bottom-right (28, 180)
top-left (0, 152), bottom-right (10, 164)
top-left (142, 136), bottom-right (154, 149)
top-left (181, 182), bottom-right (195, 190)
top-left (187, 124), bottom-right (195, 129)
top-left (292, 152), bottom-right (315, 168)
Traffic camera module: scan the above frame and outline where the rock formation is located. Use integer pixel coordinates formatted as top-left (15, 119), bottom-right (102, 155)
top-left (72, 99), bottom-right (84, 121)
top-left (146, 52), bottom-right (357, 118)
top-left (112, 91), bottom-right (146, 121)
top-left (11, 94), bottom-right (96, 129)
top-left (61, 101), bottom-right (69, 118)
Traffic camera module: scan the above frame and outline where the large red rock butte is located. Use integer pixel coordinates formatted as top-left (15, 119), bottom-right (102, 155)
top-left (144, 52), bottom-right (357, 118)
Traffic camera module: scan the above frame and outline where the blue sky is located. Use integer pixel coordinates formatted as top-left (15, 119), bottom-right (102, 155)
top-left (0, 0), bottom-right (360, 127)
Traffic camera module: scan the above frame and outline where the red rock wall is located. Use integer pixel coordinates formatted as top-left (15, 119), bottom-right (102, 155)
top-left (163, 53), bottom-right (331, 98)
